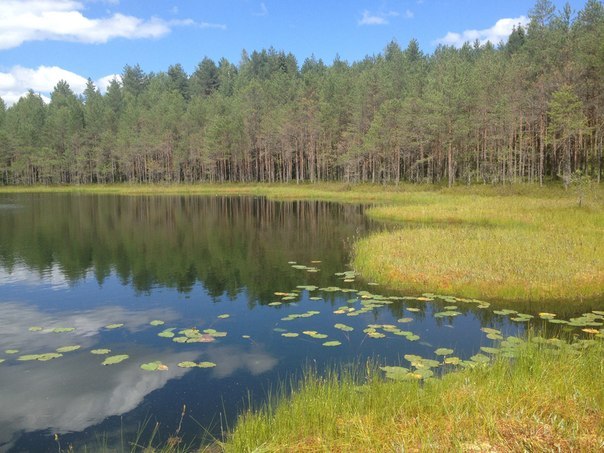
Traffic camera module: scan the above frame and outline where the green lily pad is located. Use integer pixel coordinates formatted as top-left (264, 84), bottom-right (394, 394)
top-left (281, 332), bottom-right (299, 338)
top-left (434, 311), bottom-right (461, 318)
top-left (102, 355), bottom-right (129, 365)
top-left (0, 359), bottom-right (4, 364)
top-left (322, 341), bottom-right (342, 347)
top-left (268, 302), bottom-right (282, 306)
top-left (406, 307), bottom-right (421, 312)
top-left (444, 356), bottom-right (461, 365)
top-left (177, 361), bottom-right (198, 368)
top-left (28, 326), bottom-right (43, 332)
top-left (434, 348), bottom-right (454, 356)
top-left (56, 345), bottom-right (81, 353)
top-left (481, 327), bottom-right (501, 335)
top-left (309, 297), bottom-right (323, 301)
top-left (217, 314), bottom-right (230, 319)
top-left (140, 361), bottom-right (168, 371)
top-left (105, 324), bottom-right (124, 329)
top-left (149, 320), bottom-right (165, 326)
top-left (486, 333), bottom-right (504, 340)
top-left (4, 349), bottom-right (19, 354)
top-left (173, 337), bottom-right (188, 343)
top-left (52, 327), bottom-right (75, 333)
top-left (334, 323), bottom-right (354, 332)
top-left (470, 353), bottom-right (490, 364)
top-left (397, 317), bottom-right (413, 323)
top-left (480, 346), bottom-right (500, 355)
top-left (18, 353), bottom-right (63, 361)
top-left (242, 335), bottom-right (251, 339)
top-left (198, 361), bottom-right (216, 368)
top-left (91, 349), bottom-right (111, 355)
top-left (158, 328), bottom-right (176, 338)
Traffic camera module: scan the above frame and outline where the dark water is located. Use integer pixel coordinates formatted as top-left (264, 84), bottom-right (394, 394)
top-left (0, 194), bottom-right (589, 452)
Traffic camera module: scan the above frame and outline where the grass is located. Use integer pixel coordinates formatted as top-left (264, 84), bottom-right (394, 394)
top-left (223, 336), bottom-right (604, 452)
top-left (353, 190), bottom-right (604, 303)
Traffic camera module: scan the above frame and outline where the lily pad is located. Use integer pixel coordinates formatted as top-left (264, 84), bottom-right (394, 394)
top-left (158, 328), bottom-right (176, 338)
top-left (470, 353), bottom-right (490, 364)
top-left (177, 361), bottom-right (198, 368)
top-left (102, 355), bottom-right (129, 365)
top-left (18, 353), bottom-right (63, 361)
top-left (52, 327), bottom-right (75, 333)
top-left (105, 324), bottom-right (124, 329)
top-left (268, 302), bottom-right (282, 306)
top-left (480, 346), bottom-right (500, 355)
top-left (4, 349), bottom-right (19, 354)
top-left (0, 359), bottom-right (4, 364)
top-left (56, 345), bottom-right (81, 353)
top-left (91, 349), bottom-right (111, 355)
top-left (140, 361), bottom-right (168, 371)
top-left (281, 332), bottom-right (299, 338)
top-left (334, 323), bottom-right (354, 332)
top-left (28, 326), bottom-right (43, 332)
top-left (149, 320), bottom-right (165, 326)
top-left (217, 314), bottom-right (230, 319)
top-left (397, 317), bottom-right (413, 323)
top-left (322, 341), bottom-right (342, 347)
top-left (406, 307), bottom-right (421, 312)
top-left (434, 348), bottom-right (454, 356)
top-left (444, 356), bottom-right (461, 365)
top-left (198, 361), bottom-right (216, 368)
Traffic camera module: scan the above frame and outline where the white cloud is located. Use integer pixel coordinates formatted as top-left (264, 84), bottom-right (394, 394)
top-left (0, 0), bottom-right (195, 50)
top-left (435, 16), bottom-right (529, 48)
top-left (405, 9), bottom-right (414, 19)
top-left (0, 65), bottom-right (119, 105)
top-left (359, 10), bottom-right (400, 26)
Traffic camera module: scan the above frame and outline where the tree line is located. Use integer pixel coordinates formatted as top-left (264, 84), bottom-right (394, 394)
top-left (0, 0), bottom-right (602, 186)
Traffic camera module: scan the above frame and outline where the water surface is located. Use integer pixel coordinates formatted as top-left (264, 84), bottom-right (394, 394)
top-left (0, 194), bottom-right (586, 451)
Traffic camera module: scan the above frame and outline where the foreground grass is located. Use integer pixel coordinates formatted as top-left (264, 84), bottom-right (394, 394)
top-left (224, 337), bottom-right (604, 452)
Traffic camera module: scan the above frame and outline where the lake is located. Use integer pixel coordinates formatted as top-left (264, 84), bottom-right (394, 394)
top-left (0, 193), bottom-right (589, 451)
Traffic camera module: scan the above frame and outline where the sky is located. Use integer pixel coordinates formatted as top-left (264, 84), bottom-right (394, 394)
top-left (0, 0), bottom-right (591, 105)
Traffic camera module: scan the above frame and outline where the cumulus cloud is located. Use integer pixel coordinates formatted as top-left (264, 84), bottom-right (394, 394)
top-left (358, 10), bottom-right (400, 26)
top-left (0, 65), bottom-right (118, 105)
top-left (435, 16), bottom-right (529, 48)
top-left (0, 0), bottom-right (195, 50)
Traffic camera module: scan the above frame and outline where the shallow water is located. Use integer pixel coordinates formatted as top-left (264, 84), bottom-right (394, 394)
top-left (0, 193), bottom-right (595, 451)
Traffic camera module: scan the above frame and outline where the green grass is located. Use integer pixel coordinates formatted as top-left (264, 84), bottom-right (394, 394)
top-left (223, 336), bottom-right (604, 452)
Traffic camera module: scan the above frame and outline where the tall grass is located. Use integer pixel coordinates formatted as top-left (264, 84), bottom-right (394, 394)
top-left (223, 337), bottom-right (604, 452)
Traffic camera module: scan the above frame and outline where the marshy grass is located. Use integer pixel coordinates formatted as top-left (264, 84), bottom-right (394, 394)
top-left (223, 336), bottom-right (604, 452)
top-left (354, 191), bottom-right (604, 303)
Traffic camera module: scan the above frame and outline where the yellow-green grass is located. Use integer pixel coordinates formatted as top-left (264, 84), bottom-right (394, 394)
top-left (223, 337), bottom-right (604, 452)
top-left (354, 192), bottom-right (604, 303)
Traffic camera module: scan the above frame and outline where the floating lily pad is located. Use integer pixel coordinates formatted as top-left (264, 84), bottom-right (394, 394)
top-left (268, 302), bottom-right (282, 306)
top-left (434, 348), bottom-right (454, 356)
top-left (52, 327), bottom-right (75, 333)
top-left (322, 341), bottom-right (341, 347)
top-left (150, 320), bottom-right (165, 326)
top-left (28, 326), bottom-right (43, 332)
top-left (397, 317), bottom-right (413, 323)
top-left (380, 366), bottom-right (410, 381)
top-left (217, 314), bottom-right (230, 319)
top-left (444, 357), bottom-right (461, 365)
top-left (487, 333), bottom-right (504, 340)
top-left (158, 328), bottom-right (176, 338)
top-left (18, 353), bottom-right (63, 361)
top-left (177, 361), bottom-right (198, 368)
top-left (434, 310), bottom-right (461, 318)
top-left (105, 324), bottom-right (124, 329)
top-left (198, 361), bottom-right (216, 368)
top-left (141, 361), bottom-right (168, 371)
top-left (538, 312), bottom-right (556, 319)
top-left (282, 332), bottom-right (299, 338)
top-left (481, 327), bottom-right (501, 335)
top-left (56, 345), bottom-right (80, 353)
top-left (334, 323), bottom-right (354, 332)
top-left (0, 359), bottom-right (4, 364)
top-left (493, 309), bottom-right (518, 316)
top-left (102, 355), bottom-right (129, 365)
top-left (480, 346), bottom-right (500, 355)
top-left (309, 297), bottom-right (323, 301)
top-left (242, 335), bottom-right (251, 339)
top-left (4, 349), bottom-right (19, 354)
top-left (470, 353), bottom-right (490, 364)
top-left (406, 308), bottom-right (421, 312)
top-left (91, 349), bottom-right (111, 355)
top-left (172, 337), bottom-right (188, 343)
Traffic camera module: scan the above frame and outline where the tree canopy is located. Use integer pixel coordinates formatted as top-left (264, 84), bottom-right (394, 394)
top-left (1, 0), bottom-right (602, 186)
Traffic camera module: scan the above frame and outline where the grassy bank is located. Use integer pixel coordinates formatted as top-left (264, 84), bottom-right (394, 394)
top-left (353, 190), bottom-right (604, 302)
top-left (223, 336), bottom-right (603, 452)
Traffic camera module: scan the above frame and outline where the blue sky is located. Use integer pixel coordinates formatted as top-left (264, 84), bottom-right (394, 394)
top-left (0, 0), bottom-right (590, 105)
